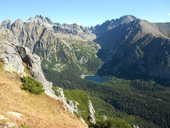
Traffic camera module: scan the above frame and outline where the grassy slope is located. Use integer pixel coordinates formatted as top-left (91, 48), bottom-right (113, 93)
top-left (64, 89), bottom-right (135, 128)
top-left (0, 62), bottom-right (86, 128)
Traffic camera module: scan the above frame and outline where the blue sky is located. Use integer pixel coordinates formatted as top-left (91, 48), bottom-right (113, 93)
top-left (0, 0), bottom-right (170, 26)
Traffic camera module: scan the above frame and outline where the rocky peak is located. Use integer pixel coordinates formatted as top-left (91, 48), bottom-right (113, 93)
top-left (118, 15), bottom-right (137, 23)
top-left (28, 15), bottom-right (53, 24)
top-left (2, 19), bottom-right (12, 29)
top-left (93, 15), bottom-right (137, 37)
top-left (27, 15), bottom-right (54, 29)
top-left (52, 22), bottom-right (95, 40)
top-left (11, 19), bottom-right (24, 29)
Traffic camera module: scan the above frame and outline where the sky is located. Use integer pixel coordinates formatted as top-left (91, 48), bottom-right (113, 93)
top-left (0, 0), bottom-right (170, 26)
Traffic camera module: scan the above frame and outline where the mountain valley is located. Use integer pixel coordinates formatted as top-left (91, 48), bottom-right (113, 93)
top-left (0, 15), bottom-right (170, 128)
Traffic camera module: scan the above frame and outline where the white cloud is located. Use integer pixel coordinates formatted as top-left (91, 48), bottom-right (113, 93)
top-left (168, 13), bottom-right (170, 16)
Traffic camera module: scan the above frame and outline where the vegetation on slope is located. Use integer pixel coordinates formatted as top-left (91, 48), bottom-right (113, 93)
top-left (90, 118), bottom-right (132, 128)
top-left (51, 71), bottom-right (169, 128)
top-left (21, 77), bottom-right (44, 95)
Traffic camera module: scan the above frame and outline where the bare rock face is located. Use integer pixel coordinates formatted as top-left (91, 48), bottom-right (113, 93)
top-left (67, 100), bottom-right (79, 114)
top-left (2, 19), bottom-right (12, 29)
top-left (16, 46), bottom-right (55, 95)
top-left (0, 45), bottom-right (24, 74)
top-left (133, 124), bottom-right (140, 128)
top-left (88, 100), bottom-right (96, 124)
top-left (16, 46), bottom-right (80, 114)
top-left (0, 27), bottom-right (25, 75)
top-left (54, 87), bottom-right (79, 113)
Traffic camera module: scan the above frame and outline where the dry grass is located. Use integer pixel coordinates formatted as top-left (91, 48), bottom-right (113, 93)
top-left (0, 62), bottom-right (86, 128)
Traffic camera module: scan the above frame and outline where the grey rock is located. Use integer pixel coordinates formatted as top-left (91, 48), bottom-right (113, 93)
top-left (93, 15), bottom-right (137, 38)
top-left (88, 100), bottom-right (96, 124)
top-left (17, 46), bottom-right (80, 114)
top-left (0, 27), bottom-right (24, 75)
top-left (133, 124), bottom-right (140, 128)
top-left (2, 19), bottom-right (12, 29)
top-left (55, 87), bottom-right (79, 113)
top-left (16, 46), bottom-right (56, 98)
top-left (67, 100), bottom-right (79, 114)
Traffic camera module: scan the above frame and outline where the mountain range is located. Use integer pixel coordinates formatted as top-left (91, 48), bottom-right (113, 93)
top-left (93, 15), bottom-right (170, 86)
top-left (0, 15), bottom-right (170, 128)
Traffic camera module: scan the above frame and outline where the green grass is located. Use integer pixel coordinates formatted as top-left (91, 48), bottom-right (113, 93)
top-left (64, 89), bottom-right (89, 121)
top-left (63, 76), bottom-right (169, 128)
top-left (52, 86), bottom-right (60, 96)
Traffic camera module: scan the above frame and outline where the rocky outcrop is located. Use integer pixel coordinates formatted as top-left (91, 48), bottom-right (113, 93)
top-left (133, 124), bottom-right (140, 128)
top-left (16, 46), bottom-right (80, 114)
top-left (0, 44), bottom-right (25, 75)
top-left (88, 100), bottom-right (96, 124)
top-left (67, 100), bottom-right (79, 114)
top-left (16, 46), bottom-right (54, 96)
top-left (53, 87), bottom-right (79, 113)
top-left (0, 26), bottom-right (25, 75)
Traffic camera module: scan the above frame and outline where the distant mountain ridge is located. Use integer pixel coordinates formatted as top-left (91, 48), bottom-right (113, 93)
top-left (93, 15), bottom-right (170, 86)
top-left (93, 15), bottom-right (170, 39)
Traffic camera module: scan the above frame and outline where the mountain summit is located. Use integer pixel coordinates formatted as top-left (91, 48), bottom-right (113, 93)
top-left (92, 15), bottom-right (137, 37)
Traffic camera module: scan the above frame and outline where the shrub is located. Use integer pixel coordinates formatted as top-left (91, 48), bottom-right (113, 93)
top-left (21, 77), bottom-right (44, 95)
top-left (52, 85), bottom-right (60, 96)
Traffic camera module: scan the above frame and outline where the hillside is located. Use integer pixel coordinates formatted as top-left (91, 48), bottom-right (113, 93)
top-left (0, 62), bottom-right (86, 128)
